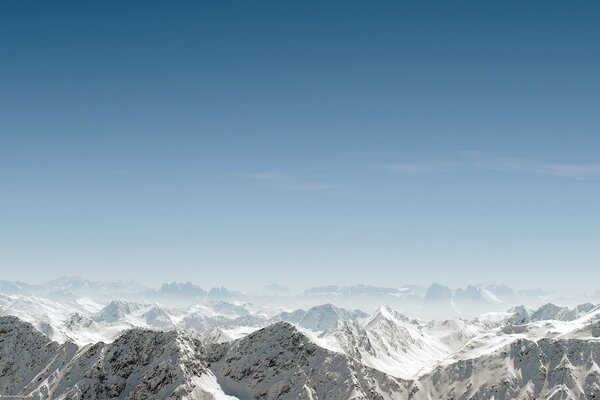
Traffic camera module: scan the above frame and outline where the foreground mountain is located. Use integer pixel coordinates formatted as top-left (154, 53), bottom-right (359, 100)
top-left (0, 315), bottom-right (409, 399)
top-left (3, 277), bottom-right (600, 400)
top-left (319, 305), bottom-right (484, 378)
top-left (0, 316), bottom-right (233, 399)
top-left (207, 322), bottom-right (409, 399)
top-left (3, 307), bottom-right (600, 400)
top-left (413, 336), bottom-right (600, 399)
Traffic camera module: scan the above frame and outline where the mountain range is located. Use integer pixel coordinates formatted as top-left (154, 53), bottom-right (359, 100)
top-left (2, 277), bottom-right (600, 399)
top-left (0, 276), bottom-right (594, 319)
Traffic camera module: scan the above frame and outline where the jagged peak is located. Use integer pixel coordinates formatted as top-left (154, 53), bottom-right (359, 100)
top-left (365, 306), bottom-right (398, 330)
top-left (235, 321), bottom-right (308, 346)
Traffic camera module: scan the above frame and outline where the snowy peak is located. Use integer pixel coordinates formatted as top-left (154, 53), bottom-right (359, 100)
top-left (366, 305), bottom-right (411, 325)
top-left (530, 302), bottom-right (564, 320)
top-left (142, 306), bottom-right (175, 328)
top-left (320, 305), bottom-right (486, 379)
top-left (508, 302), bottom-right (598, 325)
top-left (210, 301), bottom-right (251, 317)
top-left (92, 299), bottom-right (144, 323)
top-left (272, 308), bottom-right (307, 324)
top-left (297, 303), bottom-right (368, 331)
top-left (273, 304), bottom-right (367, 331)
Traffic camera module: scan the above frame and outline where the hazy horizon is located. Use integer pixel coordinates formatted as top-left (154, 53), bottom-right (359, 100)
top-left (1, 1), bottom-right (599, 294)
top-left (1, 274), bottom-right (593, 299)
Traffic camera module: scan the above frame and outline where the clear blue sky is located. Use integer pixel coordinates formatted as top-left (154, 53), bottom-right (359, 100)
top-left (1, 1), bottom-right (599, 293)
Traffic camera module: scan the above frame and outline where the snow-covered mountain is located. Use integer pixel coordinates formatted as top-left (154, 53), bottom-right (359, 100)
top-left (155, 282), bottom-right (208, 306)
top-left (207, 321), bottom-right (409, 399)
top-left (411, 305), bottom-right (600, 399)
top-left (274, 303), bottom-right (368, 331)
top-left (0, 316), bottom-right (233, 399)
top-left (2, 278), bottom-right (600, 399)
top-left (303, 284), bottom-right (426, 297)
top-left (0, 276), bottom-right (592, 319)
top-left (3, 302), bottom-right (600, 399)
top-left (318, 305), bottom-right (484, 378)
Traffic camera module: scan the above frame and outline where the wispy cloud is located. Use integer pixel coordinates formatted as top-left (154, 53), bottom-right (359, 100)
top-left (375, 161), bottom-right (459, 174)
top-left (378, 154), bottom-right (600, 180)
top-left (477, 158), bottom-right (600, 179)
top-left (282, 181), bottom-right (334, 191)
top-left (228, 171), bottom-right (334, 191)
top-left (234, 172), bottom-right (289, 181)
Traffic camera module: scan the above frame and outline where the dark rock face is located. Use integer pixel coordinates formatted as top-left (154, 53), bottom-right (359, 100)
top-left (207, 322), bottom-right (409, 399)
top-left (0, 316), bottom-right (210, 399)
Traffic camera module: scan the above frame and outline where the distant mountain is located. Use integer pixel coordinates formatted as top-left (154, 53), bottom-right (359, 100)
top-left (509, 302), bottom-right (597, 324)
top-left (262, 283), bottom-right (290, 296)
top-left (206, 286), bottom-right (242, 301)
top-left (418, 283), bottom-right (572, 319)
top-left (424, 283), bottom-right (452, 301)
top-left (179, 312), bottom-right (267, 334)
top-left (44, 276), bottom-right (98, 292)
top-left (0, 276), bottom-right (149, 304)
top-left (272, 308), bottom-right (307, 325)
top-left (478, 281), bottom-right (515, 300)
top-left (158, 281), bottom-right (207, 298)
top-left (142, 306), bottom-right (175, 328)
top-left (210, 301), bottom-right (251, 317)
top-left (298, 303), bottom-right (368, 331)
top-left (45, 276), bottom-right (146, 296)
top-left (0, 280), bottom-right (36, 295)
top-left (304, 283), bottom-right (425, 297)
top-left (514, 288), bottom-right (560, 307)
top-left (0, 277), bottom-right (591, 320)
top-left (506, 304), bottom-right (532, 324)
top-left (454, 284), bottom-right (484, 301)
top-left (273, 303), bottom-right (367, 331)
top-left (91, 300), bottom-right (144, 324)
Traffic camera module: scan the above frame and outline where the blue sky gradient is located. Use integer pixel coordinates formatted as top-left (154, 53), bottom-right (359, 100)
top-left (1, 1), bottom-right (599, 292)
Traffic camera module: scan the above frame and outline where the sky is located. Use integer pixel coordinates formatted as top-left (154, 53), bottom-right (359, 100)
top-left (1, 1), bottom-right (599, 293)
